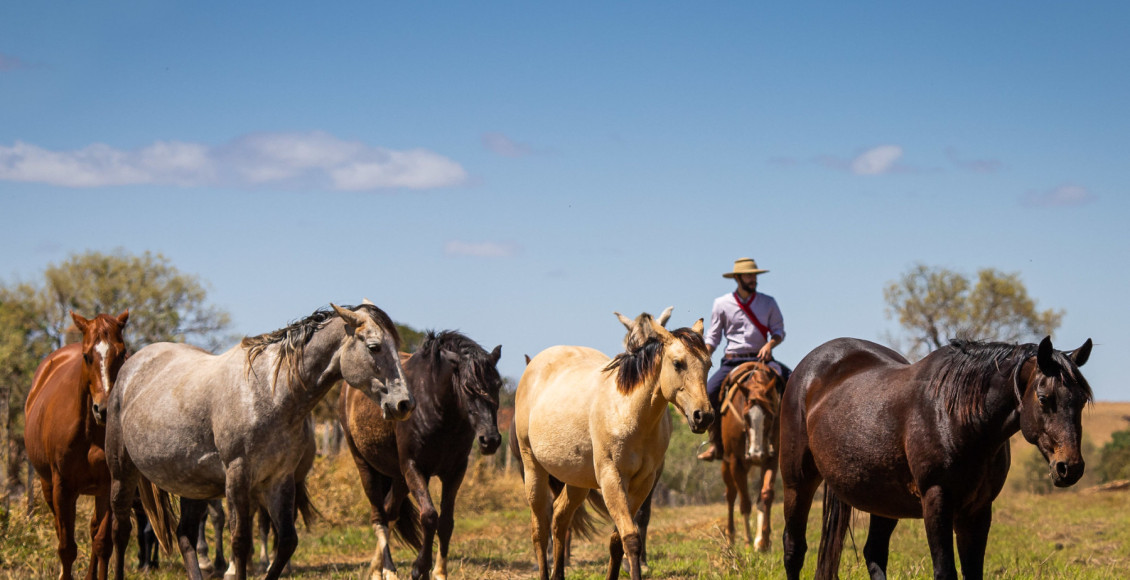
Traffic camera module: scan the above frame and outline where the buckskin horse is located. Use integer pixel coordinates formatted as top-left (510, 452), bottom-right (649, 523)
top-left (25, 310), bottom-right (129, 580)
top-left (781, 336), bottom-right (1093, 580)
top-left (515, 314), bottom-right (713, 580)
top-left (106, 301), bottom-right (415, 580)
top-left (719, 360), bottom-right (783, 551)
top-left (339, 330), bottom-right (503, 580)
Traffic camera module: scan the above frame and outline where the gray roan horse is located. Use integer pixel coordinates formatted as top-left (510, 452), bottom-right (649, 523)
top-left (106, 301), bottom-right (415, 580)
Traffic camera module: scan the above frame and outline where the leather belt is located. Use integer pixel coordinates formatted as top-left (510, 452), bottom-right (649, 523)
top-left (723, 353), bottom-right (759, 360)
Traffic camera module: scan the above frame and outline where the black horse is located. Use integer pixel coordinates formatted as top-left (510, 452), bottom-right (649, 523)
top-left (339, 330), bottom-right (502, 580)
top-left (780, 336), bottom-right (1092, 580)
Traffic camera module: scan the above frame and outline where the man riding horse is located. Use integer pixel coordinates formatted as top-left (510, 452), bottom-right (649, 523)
top-left (699, 257), bottom-right (790, 461)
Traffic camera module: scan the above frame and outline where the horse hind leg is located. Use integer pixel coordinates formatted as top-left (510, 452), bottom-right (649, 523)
top-left (781, 472), bottom-right (821, 580)
top-left (262, 478), bottom-right (299, 580)
top-left (175, 498), bottom-right (209, 580)
top-left (550, 486), bottom-right (588, 580)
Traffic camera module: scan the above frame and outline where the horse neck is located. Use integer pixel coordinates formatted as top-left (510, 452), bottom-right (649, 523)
top-left (404, 355), bottom-right (461, 426)
top-left (966, 357), bottom-right (1027, 446)
top-left (269, 320), bottom-right (351, 417)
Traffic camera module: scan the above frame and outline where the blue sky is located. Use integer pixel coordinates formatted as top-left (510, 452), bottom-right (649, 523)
top-left (2, 2), bottom-right (1127, 400)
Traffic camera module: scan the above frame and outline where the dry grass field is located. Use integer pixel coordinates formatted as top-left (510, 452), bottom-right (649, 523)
top-left (3, 402), bottom-right (1129, 579)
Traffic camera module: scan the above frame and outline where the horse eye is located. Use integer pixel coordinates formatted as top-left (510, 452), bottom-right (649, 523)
top-left (674, 360), bottom-right (686, 372)
top-left (367, 342), bottom-right (382, 353)
top-left (84, 353), bottom-right (93, 364)
top-left (1037, 394), bottom-right (1052, 407)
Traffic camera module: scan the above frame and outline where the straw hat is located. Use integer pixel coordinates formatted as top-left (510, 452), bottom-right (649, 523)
top-left (722, 257), bottom-right (769, 278)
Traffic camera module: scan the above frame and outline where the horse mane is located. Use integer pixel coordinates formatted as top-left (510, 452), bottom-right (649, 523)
top-left (240, 303), bottom-right (401, 389)
top-left (604, 327), bottom-right (708, 395)
top-left (415, 330), bottom-right (499, 405)
top-left (927, 339), bottom-right (1093, 424)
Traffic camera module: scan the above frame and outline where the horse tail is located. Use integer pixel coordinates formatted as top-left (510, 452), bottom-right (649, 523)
top-left (390, 499), bottom-right (423, 550)
top-left (569, 489), bottom-right (609, 541)
top-left (136, 476), bottom-right (178, 555)
top-left (294, 477), bottom-right (322, 528)
top-left (815, 485), bottom-right (852, 580)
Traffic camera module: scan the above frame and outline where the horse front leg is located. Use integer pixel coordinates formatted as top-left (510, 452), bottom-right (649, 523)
top-left (597, 470), bottom-right (647, 580)
top-left (433, 470), bottom-right (468, 580)
top-left (954, 507), bottom-right (992, 580)
top-left (87, 489), bottom-right (113, 580)
top-left (863, 515), bottom-right (898, 580)
top-left (754, 463), bottom-right (777, 552)
top-left (736, 462), bottom-right (754, 547)
top-left (520, 458), bottom-right (553, 580)
top-left (263, 477), bottom-right (298, 580)
top-left (921, 485), bottom-right (959, 580)
top-left (224, 464), bottom-right (254, 580)
top-left (403, 461), bottom-right (437, 580)
top-left (721, 461), bottom-right (738, 545)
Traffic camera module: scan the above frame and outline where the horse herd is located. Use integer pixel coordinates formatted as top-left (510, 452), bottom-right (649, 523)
top-left (22, 301), bottom-right (1094, 580)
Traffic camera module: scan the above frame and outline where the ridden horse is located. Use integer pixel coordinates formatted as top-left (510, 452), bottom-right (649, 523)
top-left (781, 336), bottom-right (1093, 580)
top-left (719, 360), bottom-right (782, 551)
top-left (25, 310), bottom-right (129, 580)
top-left (106, 301), bottom-right (415, 580)
top-left (340, 330), bottom-right (503, 580)
top-left (515, 315), bottom-right (713, 580)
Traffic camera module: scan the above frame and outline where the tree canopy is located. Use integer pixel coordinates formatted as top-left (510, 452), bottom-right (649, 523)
top-left (884, 264), bottom-right (1063, 360)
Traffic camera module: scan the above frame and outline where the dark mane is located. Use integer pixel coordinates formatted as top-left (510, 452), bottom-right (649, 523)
top-left (240, 303), bottom-right (401, 387)
top-left (925, 339), bottom-right (1093, 423)
top-left (604, 327), bottom-right (708, 395)
top-left (416, 330), bottom-right (499, 405)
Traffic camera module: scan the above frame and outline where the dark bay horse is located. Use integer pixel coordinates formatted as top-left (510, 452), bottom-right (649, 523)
top-left (719, 360), bottom-right (783, 550)
top-left (106, 301), bottom-right (415, 580)
top-left (25, 310), bottom-right (129, 580)
top-left (339, 330), bottom-right (503, 580)
top-left (781, 336), bottom-right (1093, 580)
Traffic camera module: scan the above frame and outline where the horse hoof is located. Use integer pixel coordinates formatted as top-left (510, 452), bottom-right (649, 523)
top-left (381, 570), bottom-right (400, 580)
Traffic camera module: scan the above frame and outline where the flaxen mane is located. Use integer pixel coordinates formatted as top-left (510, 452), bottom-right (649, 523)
top-left (604, 327), bottom-right (708, 395)
top-left (241, 303), bottom-right (401, 388)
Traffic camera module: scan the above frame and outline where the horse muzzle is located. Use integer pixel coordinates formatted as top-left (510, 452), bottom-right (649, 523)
top-left (91, 403), bottom-right (107, 426)
top-left (1051, 458), bottom-right (1085, 487)
top-left (381, 393), bottom-right (416, 421)
top-left (688, 409), bottom-right (714, 434)
top-left (478, 432), bottom-right (502, 455)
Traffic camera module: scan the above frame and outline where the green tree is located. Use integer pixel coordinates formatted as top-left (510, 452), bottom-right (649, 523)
top-left (884, 264), bottom-right (1063, 360)
top-left (0, 249), bottom-right (233, 494)
top-left (1097, 423), bottom-right (1130, 483)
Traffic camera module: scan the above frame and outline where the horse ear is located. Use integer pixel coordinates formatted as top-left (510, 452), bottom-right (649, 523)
top-left (362, 298), bottom-right (375, 306)
top-left (490, 345), bottom-right (502, 365)
top-left (71, 311), bottom-right (90, 333)
top-left (524, 354), bottom-right (532, 365)
top-left (441, 349), bottom-right (461, 367)
top-left (649, 317), bottom-right (673, 342)
top-left (615, 312), bottom-right (634, 330)
top-left (657, 306), bottom-right (674, 327)
top-left (331, 303), bottom-right (366, 329)
top-left (691, 318), bottom-right (705, 336)
top-left (116, 309), bottom-right (130, 327)
top-left (1036, 336), bottom-right (1058, 377)
top-left (1070, 338), bottom-right (1093, 367)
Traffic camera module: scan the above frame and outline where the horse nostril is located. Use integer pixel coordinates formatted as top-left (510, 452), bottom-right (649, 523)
top-left (398, 398), bottom-right (415, 414)
top-left (1055, 461), bottom-right (1069, 478)
top-left (692, 410), bottom-right (703, 424)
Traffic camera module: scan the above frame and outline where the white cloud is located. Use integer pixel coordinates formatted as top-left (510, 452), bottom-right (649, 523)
top-left (1022, 184), bottom-right (1096, 208)
top-left (481, 132), bottom-right (533, 158)
top-left (0, 132), bottom-right (467, 190)
top-left (443, 240), bottom-right (520, 258)
top-left (850, 145), bottom-right (904, 175)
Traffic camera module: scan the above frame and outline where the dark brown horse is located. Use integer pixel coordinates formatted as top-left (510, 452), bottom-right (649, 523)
top-left (719, 360), bottom-right (782, 550)
top-left (781, 336), bottom-right (1093, 580)
top-left (25, 310), bottom-right (129, 580)
top-left (340, 330), bottom-right (502, 580)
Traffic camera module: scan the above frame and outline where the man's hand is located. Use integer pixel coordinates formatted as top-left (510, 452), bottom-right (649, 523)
top-left (757, 342), bottom-right (773, 362)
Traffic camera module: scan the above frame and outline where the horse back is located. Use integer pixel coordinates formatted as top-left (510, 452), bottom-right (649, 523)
top-left (516, 346), bottom-right (608, 489)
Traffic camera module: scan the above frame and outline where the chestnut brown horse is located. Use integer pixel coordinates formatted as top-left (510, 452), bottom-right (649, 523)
top-left (340, 330), bottom-right (502, 580)
top-left (781, 336), bottom-right (1093, 580)
top-left (719, 360), bottom-right (782, 551)
top-left (25, 310), bottom-right (129, 580)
